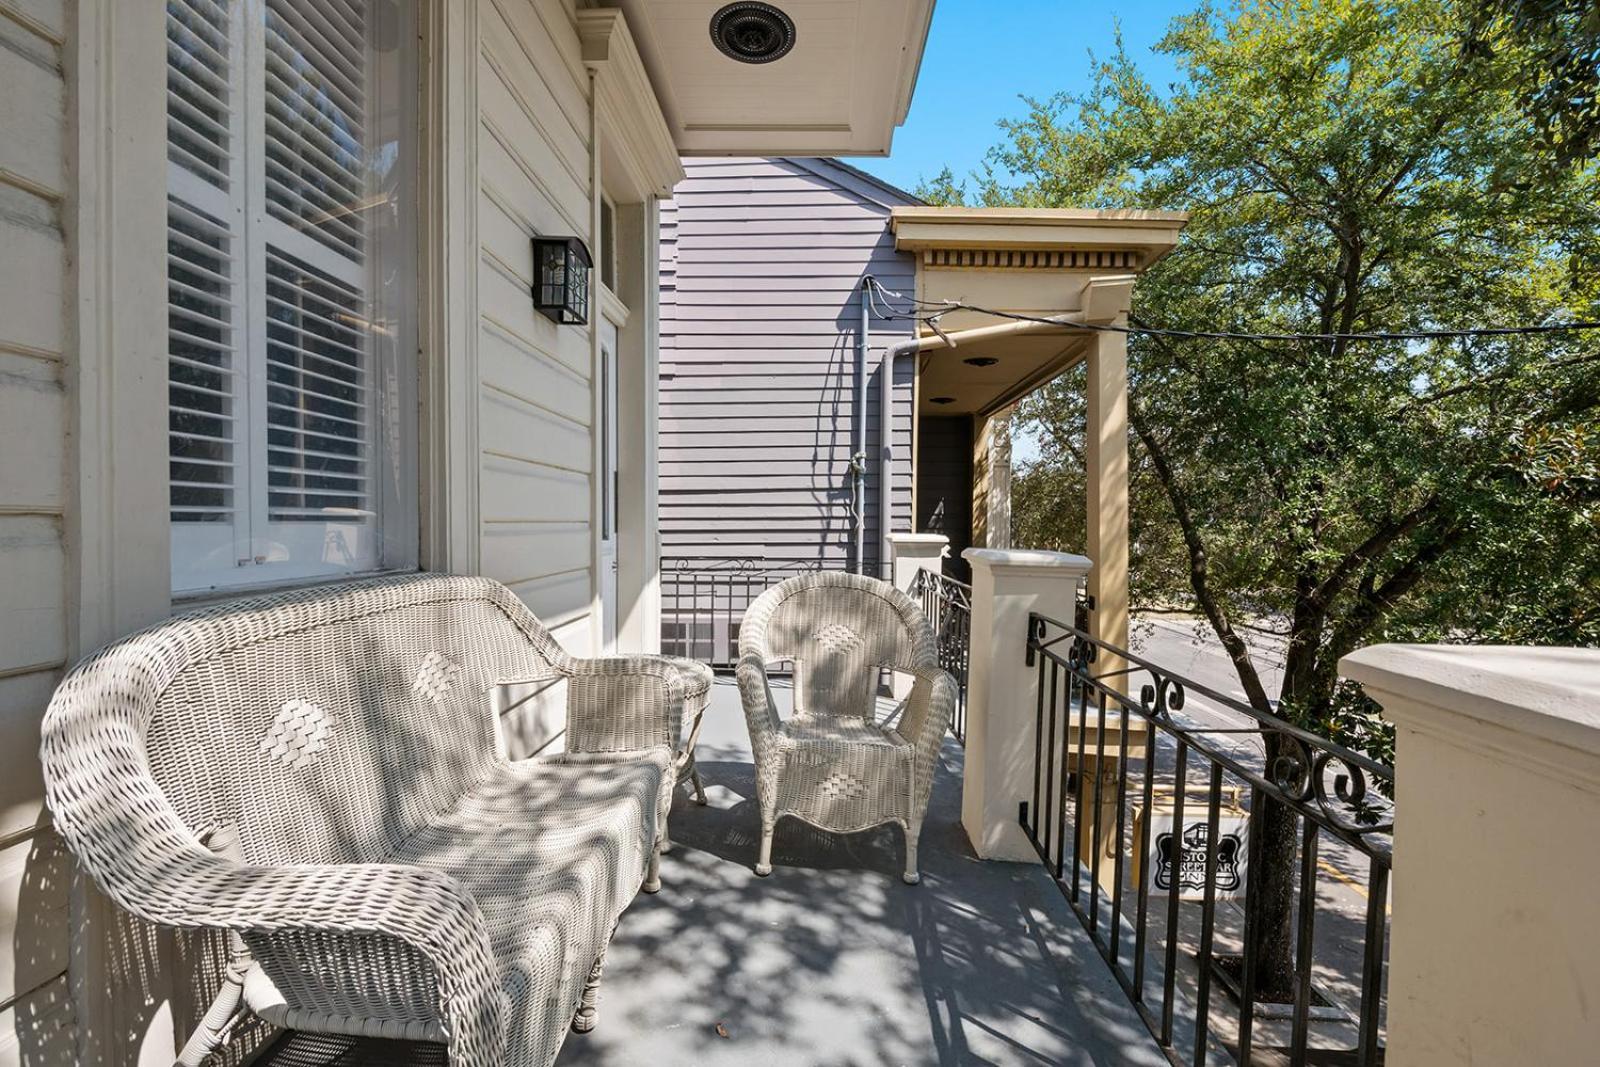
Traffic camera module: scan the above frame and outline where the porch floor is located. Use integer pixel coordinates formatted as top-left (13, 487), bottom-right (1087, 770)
top-left (550, 675), bottom-right (1164, 1067)
top-left (263, 676), bottom-right (1166, 1067)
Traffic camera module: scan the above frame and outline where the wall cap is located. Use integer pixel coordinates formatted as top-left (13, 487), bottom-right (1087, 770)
top-left (963, 547), bottom-right (1092, 577)
top-left (1341, 644), bottom-right (1600, 760)
top-left (887, 533), bottom-right (950, 546)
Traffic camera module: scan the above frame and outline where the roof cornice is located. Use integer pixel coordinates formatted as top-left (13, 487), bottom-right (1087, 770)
top-left (577, 9), bottom-right (685, 199)
top-left (890, 207), bottom-right (1189, 270)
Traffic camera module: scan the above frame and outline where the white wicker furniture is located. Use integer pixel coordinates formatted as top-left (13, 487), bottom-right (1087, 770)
top-left (40, 574), bottom-right (689, 1067)
top-left (736, 571), bottom-right (958, 884)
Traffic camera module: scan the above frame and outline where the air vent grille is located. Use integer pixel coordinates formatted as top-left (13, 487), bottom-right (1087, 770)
top-left (710, 2), bottom-right (796, 64)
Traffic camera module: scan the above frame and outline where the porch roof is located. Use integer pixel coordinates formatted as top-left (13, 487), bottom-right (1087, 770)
top-left (886, 207), bottom-right (1189, 417)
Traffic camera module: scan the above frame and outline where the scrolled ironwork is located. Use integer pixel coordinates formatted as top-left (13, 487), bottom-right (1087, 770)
top-left (1017, 608), bottom-right (1394, 1067)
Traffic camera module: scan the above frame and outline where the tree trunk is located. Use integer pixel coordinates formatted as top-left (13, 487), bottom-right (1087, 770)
top-left (1251, 731), bottom-right (1304, 1003)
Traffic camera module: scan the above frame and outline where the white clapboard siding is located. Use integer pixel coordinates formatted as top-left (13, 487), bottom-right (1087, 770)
top-left (660, 157), bottom-right (916, 571)
top-left (475, 0), bottom-right (596, 631)
top-left (0, 5), bottom-right (70, 1064)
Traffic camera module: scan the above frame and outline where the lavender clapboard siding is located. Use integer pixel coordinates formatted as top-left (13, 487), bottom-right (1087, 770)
top-left (659, 157), bottom-right (918, 573)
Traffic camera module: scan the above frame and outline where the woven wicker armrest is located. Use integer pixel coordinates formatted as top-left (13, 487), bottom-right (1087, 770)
top-left (892, 666), bottom-right (958, 755)
top-left (108, 850), bottom-right (504, 1065)
top-left (560, 655), bottom-right (687, 754)
top-left (734, 650), bottom-right (784, 752)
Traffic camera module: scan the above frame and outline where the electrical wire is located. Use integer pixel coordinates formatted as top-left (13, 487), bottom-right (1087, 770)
top-left (862, 276), bottom-right (1600, 344)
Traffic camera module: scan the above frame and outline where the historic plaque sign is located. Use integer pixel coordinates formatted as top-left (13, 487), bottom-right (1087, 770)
top-left (1136, 806), bottom-right (1250, 901)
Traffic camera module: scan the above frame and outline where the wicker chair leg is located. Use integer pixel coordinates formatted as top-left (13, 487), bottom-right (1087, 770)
top-left (571, 947), bottom-right (606, 1033)
top-left (755, 818), bottom-right (775, 876)
top-left (903, 820), bottom-right (922, 885)
top-left (643, 840), bottom-right (662, 894)
top-left (690, 766), bottom-right (708, 806)
top-left (175, 949), bottom-right (250, 1066)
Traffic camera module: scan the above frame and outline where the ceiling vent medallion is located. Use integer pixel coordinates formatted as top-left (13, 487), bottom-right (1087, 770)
top-left (710, 2), bottom-right (797, 64)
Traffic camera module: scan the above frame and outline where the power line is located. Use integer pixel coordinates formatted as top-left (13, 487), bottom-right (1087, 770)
top-left (863, 277), bottom-right (1600, 344)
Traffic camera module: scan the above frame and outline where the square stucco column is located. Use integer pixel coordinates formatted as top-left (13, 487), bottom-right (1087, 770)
top-left (888, 532), bottom-right (949, 592)
top-left (889, 534), bottom-right (949, 699)
top-left (961, 547), bottom-right (1092, 862)
top-left (1341, 644), bottom-right (1600, 1066)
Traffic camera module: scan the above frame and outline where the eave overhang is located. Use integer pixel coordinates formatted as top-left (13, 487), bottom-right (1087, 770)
top-left (890, 207), bottom-right (1189, 271)
top-left (577, 10), bottom-right (686, 199)
top-left (613, 1), bottom-right (935, 158)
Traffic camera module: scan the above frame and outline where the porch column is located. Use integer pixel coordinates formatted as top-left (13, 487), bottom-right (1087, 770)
top-left (889, 533), bottom-right (949, 699)
top-left (1342, 644), bottom-right (1600, 1066)
top-left (1084, 277), bottom-right (1133, 678)
top-left (961, 547), bottom-right (1091, 861)
top-left (888, 532), bottom-right (948, 594)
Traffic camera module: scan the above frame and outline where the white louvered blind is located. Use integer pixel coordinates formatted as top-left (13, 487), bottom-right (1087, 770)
top-left (264, 249), bottom-right (370, 522)
top-left (167, 0), bottom-right (415, 593)
top-left (167, 0), bottom-right (234, 190)
top-left (263, 0), bottom-right (367, 256)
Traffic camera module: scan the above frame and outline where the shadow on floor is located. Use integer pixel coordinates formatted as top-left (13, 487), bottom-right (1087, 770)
top-left (257, 680), bottom-right (1163, 1067)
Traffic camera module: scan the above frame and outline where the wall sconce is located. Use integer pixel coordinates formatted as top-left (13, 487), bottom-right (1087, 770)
top-left (531, 235), bottom-right (593, 325)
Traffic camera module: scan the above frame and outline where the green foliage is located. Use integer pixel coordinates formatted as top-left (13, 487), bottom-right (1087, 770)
top-left (973, 0), bottom-right (1600, 729)
top-left (912, 166), bottom-right (970, 207)
top-left (1467, 0), bottom-right (1600, 168)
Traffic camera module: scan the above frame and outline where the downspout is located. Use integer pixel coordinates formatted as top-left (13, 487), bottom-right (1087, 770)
top-left (877, 314), bottom-right (1084, 572)
top-left (877, 335), bottom-right (920, 573)
top-left (852, 279), bottom-right (870, 574)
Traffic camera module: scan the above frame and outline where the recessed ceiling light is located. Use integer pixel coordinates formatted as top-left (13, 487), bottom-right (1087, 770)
top-left (963, 356), bottom-right (999, 367)
top-left (930, 396), bottom-right (956, 405)
top-left (710, 3), bottom-right (797, 64)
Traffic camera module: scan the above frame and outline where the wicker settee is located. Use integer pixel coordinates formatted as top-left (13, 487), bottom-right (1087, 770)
top-left (41, 574), bottom-right (689, 1067)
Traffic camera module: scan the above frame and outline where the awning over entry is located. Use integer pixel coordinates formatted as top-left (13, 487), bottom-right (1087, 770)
top-left (889, 207), bottom-right (1188, 416)
top-left (888, 206), bottom-right (1188, 677)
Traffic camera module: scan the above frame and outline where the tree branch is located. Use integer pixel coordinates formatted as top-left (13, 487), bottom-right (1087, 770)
top-left (1130, 396), bottom-right (1275, 712)
top-left (1306, 496), bottom-right (1442, 619)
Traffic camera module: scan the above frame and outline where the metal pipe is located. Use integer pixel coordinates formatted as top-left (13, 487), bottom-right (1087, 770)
top-left (854, 278), bottom-right (870, 574)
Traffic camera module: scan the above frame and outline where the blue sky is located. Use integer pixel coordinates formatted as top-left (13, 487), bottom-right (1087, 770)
top-left (844, 0), bottom-right (1192, 197)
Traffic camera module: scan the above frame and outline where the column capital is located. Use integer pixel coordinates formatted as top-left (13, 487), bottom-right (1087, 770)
top-left (887, 532), bottom-right (951, 551)
top-left (963, 547), bottom-right (1092, 579)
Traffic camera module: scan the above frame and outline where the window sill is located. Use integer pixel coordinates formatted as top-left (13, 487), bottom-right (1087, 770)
top-left (171, 566), bottom-right (424, 611)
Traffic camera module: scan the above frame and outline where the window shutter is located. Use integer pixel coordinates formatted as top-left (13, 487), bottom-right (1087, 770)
top-left (167, 0), bottom-right (245, 561)
top-left (261, 0), bottom-right (375, 530)
top-left (167, 0), bottom-right (234, 190)
top-left (264, 248), bottom-right (371, 521)
top-left (167, 197), bottom-right (241, 524)
top-left (166, 0), bottom-right (412, 593)
top-left (263, 0), bottom-right (367, 258)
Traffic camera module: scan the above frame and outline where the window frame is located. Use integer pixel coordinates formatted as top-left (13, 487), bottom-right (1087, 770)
top-left (164, 0), bottom-right (423, 598)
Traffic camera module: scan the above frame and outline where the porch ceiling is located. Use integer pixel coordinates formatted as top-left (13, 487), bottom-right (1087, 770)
top-left (918, 330), bottom-right (1090, 417)
top-left (614, 0), bottom-right (934, 156)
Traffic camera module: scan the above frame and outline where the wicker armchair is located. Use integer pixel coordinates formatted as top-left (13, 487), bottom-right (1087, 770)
top-left (41, 574), bottom-right (688, 1067)
top-left (736, 571), bottom-right (957, 884)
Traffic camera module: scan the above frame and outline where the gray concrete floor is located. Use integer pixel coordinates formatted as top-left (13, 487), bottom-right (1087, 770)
top-left (551, 676), bottom-right (1168, 1067)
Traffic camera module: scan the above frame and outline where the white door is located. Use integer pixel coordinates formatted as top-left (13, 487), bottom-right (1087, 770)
top-left (599, 318), bottom-right (620, 652)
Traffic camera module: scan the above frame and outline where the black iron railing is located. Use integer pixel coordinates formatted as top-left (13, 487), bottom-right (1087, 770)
top-left (1021, 612), bottom-right (1393, 1066)
top-left (661, 557), bottom-right (837, 668)
top-left (907, 567), bottom-right (971, 743)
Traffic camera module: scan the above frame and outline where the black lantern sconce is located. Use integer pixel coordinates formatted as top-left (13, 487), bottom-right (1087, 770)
top-left (531, 235), bottom-right (593, 326)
